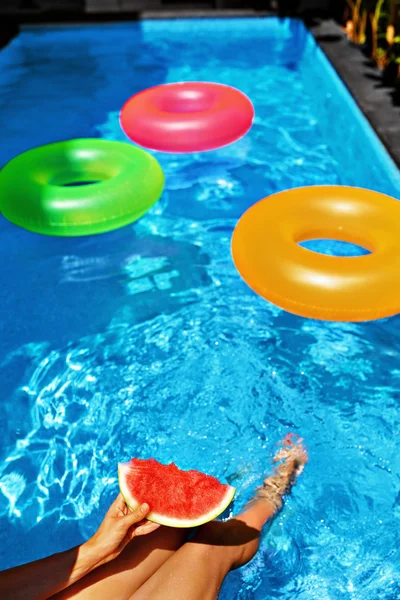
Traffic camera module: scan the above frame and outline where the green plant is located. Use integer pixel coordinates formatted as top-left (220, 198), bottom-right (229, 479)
top-left (345, 0), bottom-right (369, 43)
top-left (385, 34), bottom-right (400, 79)
top-left (370, 0), bottom-right (388, 64)
top-left (344, 0), bottom-right (400, 78)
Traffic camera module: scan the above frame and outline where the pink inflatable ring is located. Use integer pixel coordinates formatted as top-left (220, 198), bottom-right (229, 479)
top-left (120, 82), bottom-right (254, 153)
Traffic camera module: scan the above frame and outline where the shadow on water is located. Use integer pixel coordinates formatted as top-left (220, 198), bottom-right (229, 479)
top-left (0, 22), bottom-right (168, 166)
top-left (0, 219), bottom-right (211, 394)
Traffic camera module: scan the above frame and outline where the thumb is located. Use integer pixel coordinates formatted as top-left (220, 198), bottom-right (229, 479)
top-left (125, 503), bottom-right (150, 525)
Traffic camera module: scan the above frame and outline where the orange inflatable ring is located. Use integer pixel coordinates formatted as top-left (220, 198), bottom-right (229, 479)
top-left (231, 186), bottom-right (400, 322)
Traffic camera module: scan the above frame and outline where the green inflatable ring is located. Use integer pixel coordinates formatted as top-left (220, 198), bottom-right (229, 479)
top-left (0, 139), bottom-right (165, 236)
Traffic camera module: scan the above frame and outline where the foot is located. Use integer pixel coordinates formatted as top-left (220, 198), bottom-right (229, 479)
top-left (250, 433), bottom-right (308, 515)
top-left (273, 433), bottom-right (308, 473)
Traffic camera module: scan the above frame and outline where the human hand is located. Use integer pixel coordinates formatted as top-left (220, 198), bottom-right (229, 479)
top-left (85, 494), bottom-right (160, 566)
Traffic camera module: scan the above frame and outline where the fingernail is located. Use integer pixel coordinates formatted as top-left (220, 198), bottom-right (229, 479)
top-left (136, 526), bottom-right (143, 534)
top-left (140, 503), bottom-right (149, 512)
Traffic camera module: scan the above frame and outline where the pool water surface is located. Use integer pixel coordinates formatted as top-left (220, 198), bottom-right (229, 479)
top-left (0, 17), bottom-right (400, 599)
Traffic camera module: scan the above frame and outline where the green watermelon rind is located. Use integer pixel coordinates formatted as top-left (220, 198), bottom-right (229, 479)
top-left (118, 462), bottom-right (236, 528)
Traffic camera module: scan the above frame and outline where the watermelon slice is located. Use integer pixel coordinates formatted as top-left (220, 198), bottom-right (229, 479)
top-left (118, 458), bottom-right (235, 528)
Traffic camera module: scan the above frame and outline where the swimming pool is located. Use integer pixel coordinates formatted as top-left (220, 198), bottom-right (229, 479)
top-left (0, 15), bottom-right (400, 598)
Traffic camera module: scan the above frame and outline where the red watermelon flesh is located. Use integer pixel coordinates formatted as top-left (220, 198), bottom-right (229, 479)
top-left (118, 458), bottom-right (235, 528)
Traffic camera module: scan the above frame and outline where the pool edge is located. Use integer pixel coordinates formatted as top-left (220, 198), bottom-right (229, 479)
top-left (311, 18), bottom-right (400, 170)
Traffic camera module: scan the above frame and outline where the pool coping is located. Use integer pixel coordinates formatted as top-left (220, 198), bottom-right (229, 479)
top-left (310, 18), bottom-right (400, 170)
top-left (141, 9), bottom-right (271, 19)
top-left (1, 8), bottom-right (270, 25)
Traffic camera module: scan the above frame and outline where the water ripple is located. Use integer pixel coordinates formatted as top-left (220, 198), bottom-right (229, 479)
top-left (0, 17), bottom-right (400, 598)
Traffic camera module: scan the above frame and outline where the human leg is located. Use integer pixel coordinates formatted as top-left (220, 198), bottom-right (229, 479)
top-left (131, 435), bottom-right (307, 600)
top-left (50, 525), bottom-right (186, 600)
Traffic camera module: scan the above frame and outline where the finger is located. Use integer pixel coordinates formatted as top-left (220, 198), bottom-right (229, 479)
top-left (113, 493), bottom-right (127, 511)
top-left (106, 493), bottom-right (126, 516)
top-left (125, 519), bottom-right (153, 542)
top-left (126, 523), bottom-right (140, 542)
top-left (134, 521), bottom-right (161, 537)
top-left (125, 503), bottom-right (150, 525)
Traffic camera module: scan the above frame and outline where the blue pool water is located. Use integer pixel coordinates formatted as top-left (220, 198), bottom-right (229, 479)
top-left (1, 16), bottom-right (400, 598)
